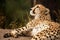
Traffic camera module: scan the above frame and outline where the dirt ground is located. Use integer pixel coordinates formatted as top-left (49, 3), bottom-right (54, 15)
top-left (0, 29), bottom-right (31, 40)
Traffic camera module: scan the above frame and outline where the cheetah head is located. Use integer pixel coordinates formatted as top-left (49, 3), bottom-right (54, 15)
top-left (30, 4), bottom-right (51, 20)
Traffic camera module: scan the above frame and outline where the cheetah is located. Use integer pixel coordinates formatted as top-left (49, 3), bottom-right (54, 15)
top-left (4, 4), bottom-right (60, 40)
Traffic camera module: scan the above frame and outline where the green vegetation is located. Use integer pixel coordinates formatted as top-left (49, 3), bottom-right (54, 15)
top-left (3, 0), bottom-right (31, 29)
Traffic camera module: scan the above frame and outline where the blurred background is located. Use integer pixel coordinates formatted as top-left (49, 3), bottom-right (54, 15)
top-left (0, 0), bottom-right (60, 29)
top-left (0, 0), bottom-right (31, 29)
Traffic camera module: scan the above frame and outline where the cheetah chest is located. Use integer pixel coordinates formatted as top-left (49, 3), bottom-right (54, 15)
top-left (31, 22), bottom-right (50, 36)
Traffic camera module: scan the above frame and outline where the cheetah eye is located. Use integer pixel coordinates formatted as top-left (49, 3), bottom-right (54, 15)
top-left (36, 6), bottom-right (39, 8)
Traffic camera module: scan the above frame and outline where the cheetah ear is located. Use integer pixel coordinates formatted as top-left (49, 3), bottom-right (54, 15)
top-left (45, 8), bottom-right (50, 14)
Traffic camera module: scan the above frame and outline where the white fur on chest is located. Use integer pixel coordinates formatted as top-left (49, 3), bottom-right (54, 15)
top-left (31, 23), bottom-right (49, 36)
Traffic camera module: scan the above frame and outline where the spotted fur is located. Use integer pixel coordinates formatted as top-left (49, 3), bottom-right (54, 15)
top-left (4, 4), bottom-right (60, 40)
top-left (31, 21), bottom-right (60, 40)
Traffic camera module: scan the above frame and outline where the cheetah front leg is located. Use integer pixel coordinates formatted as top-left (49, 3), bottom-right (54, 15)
top-left (4, 29), bottom-right (20, 38)
top-left (4, 26), bottom-right (34, 38)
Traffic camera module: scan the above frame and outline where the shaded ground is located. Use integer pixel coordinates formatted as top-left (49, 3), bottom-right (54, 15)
top-left (0, 29), bottom-right (31, 40)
